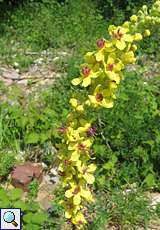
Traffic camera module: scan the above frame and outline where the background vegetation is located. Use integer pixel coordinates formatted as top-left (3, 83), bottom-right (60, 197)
top-left (0, 0), bottom-right (160, 229)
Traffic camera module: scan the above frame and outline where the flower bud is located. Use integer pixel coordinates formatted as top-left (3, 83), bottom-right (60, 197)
top-left (138, 10), bottom-right (144, 17)
top-left (154, 1), bottom-right (160, 8)
top-left (134, 33), bottom-right (143, 41)
top-left (130, 15), bottom-right (138, 22)
top-left (145, 16), bottom-right (152, 21)
top-left (142, 5), bottom-right (148, 14)
top-left (82, 66), bottom-right (91, 76)
top-left (123, 21), bottom-right (130, 28)
top-left (131, 44), bottom-right (137, 51)
top-left (144, 29), bottom-right (151, 37)
top-left (96, 38), bottom-right (105, 49)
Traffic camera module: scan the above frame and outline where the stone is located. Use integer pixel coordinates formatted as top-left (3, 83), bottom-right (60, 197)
top-left (53, 57), bottom-right (60, 62)
top-left (39, 197), bottom-right (52, 210)
top-left (34, 58), bottom-right (43, 65)
top-left (13, 62), bottom-right (19, 67)
top-left (49, 176), bottom-right (59, 184)
top-left (50, 168), bottom-right (57, 176)
top-left (41, 162), bottom-right (48, 169)
top-left (0, 67), bottom-right (20, 80)
top-left (15, 151), bottom-right (25, 161)
top-left (17, 79), bottom-right (28, 85)
top-left (3, 78), bottom-right (13, 86)
top-left (11, 162), bottom-right (43, 192)
top-left (36, 174), bottom-right (57, 210)
top-left (57, 51), bottom-right (68, 56)
top-left (150, 192), bottom-right (160, 207)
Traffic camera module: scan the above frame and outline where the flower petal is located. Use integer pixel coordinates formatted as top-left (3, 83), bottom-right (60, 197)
top-left (116, 40), bottom-right (126, 50)
top-left (101, 99), bottom-right (114, 108)
top-left (123, 34), bottom-right (133, 42)
top-left (71, 77), bottom-right (82, 86)
top-left (77, 105), bottom-right (84, 112)
top-left (95, 50), bottom-right (104, 62)
top-left (88, 95), bottom-right (98, 105)
top-left (69, 98), bottom-right (78, 107)
top-left (65, 210), bottom-right (72, 219)
top-left (88, 164), bottom-right (97, 172)
top-left (73, 194), bottom-right (81, 205)
top-left (83, 173), bottom-right (95, 184)
top-left (81, 188), bottom-right (94, 202)
top-left (70, 151), bottom-right (80, 161)
top-left (65, 189), bottom-right (73, 198)
top-left (82, 77), bottom-right (91, 87)
top-left (84, 52), bottom-right (95, 64)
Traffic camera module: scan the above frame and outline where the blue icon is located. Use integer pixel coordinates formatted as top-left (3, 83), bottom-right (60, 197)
top-left (3, 212), bottom-right (18, 227)
top-left (0, 208), bottom-right (21, 230)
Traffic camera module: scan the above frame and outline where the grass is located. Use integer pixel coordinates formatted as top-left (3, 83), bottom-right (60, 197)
top-left (0, 0), bottom-right (107, 70)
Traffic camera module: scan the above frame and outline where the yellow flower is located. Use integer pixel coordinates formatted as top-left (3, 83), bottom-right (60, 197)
top-left (84, 52), bottom-right (96, 64)
top-left (69, 98), bottom-right (84, 112)
top-left (72, 211), bottom-right (87, 227)
top-left (65, 206), bottom-right (80, 219)
top-left (104, 55), bottom-right (123, 84)
top-left (71, 65), bottom-right (101, 87)
top-left (68, 139), bottom-right (92, 151)
top-left (109, 25), bottom-right (133, 50)
top-left (77, 163), bottom-right (97, 184)
top-left (66, 127), bottom-right (83, 143)
top-left (68, 139), bottom-right (92, 161)
top-left (60, 200), bottom-right (82, 219)
top-left (144, 29), bottom-right (151, 37)
top-left (65, 183), bottom-right (94, 205)
top-left (95, 38), bottom-right (114, 62)
top-left (77, 122), bottom-right (91, 133)
top-left (88, 84), bottom-right (114, 108)
top-left (121, 51), bottom-right (136, 64)
top-left (131, 44), bottom-right (137, 51)
top-left (134, 33), bottom-right (143, 41)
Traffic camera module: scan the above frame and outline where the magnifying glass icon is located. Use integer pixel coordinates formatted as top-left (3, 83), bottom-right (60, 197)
top-left (3, 211), bottom-right (18, 227)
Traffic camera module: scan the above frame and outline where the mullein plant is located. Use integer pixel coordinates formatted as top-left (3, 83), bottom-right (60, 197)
top-left (57, 1), bottom-right (160, 229)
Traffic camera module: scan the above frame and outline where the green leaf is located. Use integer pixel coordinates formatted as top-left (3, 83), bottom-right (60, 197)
top-left (144, 173), bottom-right (156, 187)
top-left (0, 188), bottom-right (8, 200)
top-left (32, 212), bottom-right (48, 225)
top-left (9, 188), bottom-right (23, 201)
top-left (25, 133), bottom-right (39, 144)
top-left (97, 175), bottom-right (106, 187)
top-left (0, 199), bottom-right (10, 208)
top-left (93, 144), bottom-right (106, 157)
top-left (13, 201), bottom-right (29, 211)
top-left (40, 133), bottom-right (49, 143)
top-left (103, 155), bottom-right (117, 170)
top-left (120, 93), bottom-right (129, 101)
top-left (23, 213), bottom-right (34, 223)
top-left (25, 224), bottom-right (40, 230)
top-left (29, 202), bottom-right (40, 212)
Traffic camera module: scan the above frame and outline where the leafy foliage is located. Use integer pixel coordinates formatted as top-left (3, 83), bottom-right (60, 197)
top-left (0, 0), bottom-right (106, 68)
top-left (0, 187), bottom-right (48, 229)
top-left (86, 188), bottom-right (155, 230)
top-left (94, 73), bottom-right (160, 189)
top-left (0, 80), bottom-right (71, 151)
top-left (28, 179), bottom-right (39, 199)
top-left (0, 152), bottom-right (16, 178)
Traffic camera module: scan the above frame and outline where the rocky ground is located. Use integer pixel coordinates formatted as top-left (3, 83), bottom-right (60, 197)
top-left (0, 49), bottom-right (71, 93)
top-left (0, 52), bottom-right (160, 92)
